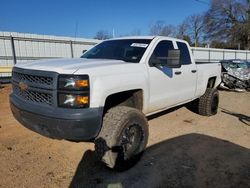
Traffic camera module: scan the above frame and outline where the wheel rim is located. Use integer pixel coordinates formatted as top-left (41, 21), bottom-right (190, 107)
top-left (211, 94), bottom-right (219, 113)
top-left (119, 124), bottom-right (143, 160)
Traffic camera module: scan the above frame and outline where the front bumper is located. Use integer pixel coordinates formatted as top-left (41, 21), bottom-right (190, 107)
top-left (10, 94), bottom-right (103, 141)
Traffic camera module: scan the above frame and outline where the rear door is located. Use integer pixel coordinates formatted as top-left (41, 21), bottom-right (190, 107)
top-left (175, 41), bottom-right (197, 101)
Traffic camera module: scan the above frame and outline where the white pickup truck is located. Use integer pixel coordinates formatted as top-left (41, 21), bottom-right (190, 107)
top-left (10, 36), bottom-right (221, 170)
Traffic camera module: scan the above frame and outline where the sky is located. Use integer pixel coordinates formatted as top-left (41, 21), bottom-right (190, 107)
top-left (1, 0), bottom-right (209, 39)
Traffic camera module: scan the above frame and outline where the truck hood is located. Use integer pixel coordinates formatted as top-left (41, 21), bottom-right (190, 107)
top-left (15, 58), bottom-right (128, 74)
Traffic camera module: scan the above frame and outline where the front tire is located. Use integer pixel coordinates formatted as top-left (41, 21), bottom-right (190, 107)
top-left (95, 106), bottom-right (148, 171)
top-left (198, 88), bottom-right (219, 116)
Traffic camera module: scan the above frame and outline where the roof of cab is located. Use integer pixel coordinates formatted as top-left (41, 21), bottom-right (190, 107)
top-left (106, 35), bottom-right (188, 43)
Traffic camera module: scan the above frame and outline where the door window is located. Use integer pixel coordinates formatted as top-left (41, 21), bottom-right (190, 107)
top-left (176, 42), bottom-right (191, 65)
top-left (149, 40), bottom-right (174, 65)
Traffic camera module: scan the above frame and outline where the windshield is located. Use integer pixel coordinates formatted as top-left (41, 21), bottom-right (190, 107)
top-left (237, 62), bottom-right (248, 69)
top-left (81, 39), bottom-right (152, 63)
top-left (222, 61), bottom-right (249, 69)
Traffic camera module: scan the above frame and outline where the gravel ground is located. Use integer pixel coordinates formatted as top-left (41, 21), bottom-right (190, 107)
top-left (0, 85), bottom-right (249, 188)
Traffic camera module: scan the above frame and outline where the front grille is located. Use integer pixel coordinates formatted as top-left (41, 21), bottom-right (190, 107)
top-left (13, 84), bottom-right (53, 106)
top-left (12, 71), bottom-right (53, 86)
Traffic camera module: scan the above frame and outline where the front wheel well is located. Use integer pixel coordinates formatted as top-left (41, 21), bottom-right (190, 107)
top-left (207, 77), bottom-right (217, 88)
top-left (103, 89), bottom-right (143, 114)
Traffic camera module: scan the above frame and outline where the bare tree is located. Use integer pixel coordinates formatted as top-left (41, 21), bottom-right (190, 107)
top-left (150, 21), bottom-right (165, 35)
top-left (94, 30), bottom-right (111, 40)
top-left (127, 29), bottom-right (141, 36)
top-left (162, 25), bottom-right (176, 37)
top-left (147, 0), bottom-right (250, 48)
top-left (176, 22), bottom-right (188, 39)
top-left (150, 21), bottom-right (176, 37)
top-left (176, 22), bottom-right (192, 45)
top-left (204, 0), bottom-right (250, 49)
top-left (181, 13), bottom-right (205, 47)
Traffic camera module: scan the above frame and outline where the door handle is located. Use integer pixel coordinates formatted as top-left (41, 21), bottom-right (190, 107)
top-left (191, 70), bottom-right (197, 73)
top-left (175, 71), bottom-right (182, 75)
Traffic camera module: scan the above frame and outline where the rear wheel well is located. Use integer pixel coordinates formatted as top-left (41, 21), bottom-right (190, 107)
top-left (104, 89), bottom-right (143, 114)
top-left (207, 77), bottom-right (216, 88)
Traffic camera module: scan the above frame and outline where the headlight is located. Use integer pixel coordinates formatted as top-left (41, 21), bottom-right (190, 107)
top-left (58, 75), bottom-right (89, 108)
top-left (58, 93), bottom-right (89, 108)
top-left (58, 75), bottom-right (89, 90)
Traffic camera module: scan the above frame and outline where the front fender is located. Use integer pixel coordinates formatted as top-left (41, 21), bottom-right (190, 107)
top-left (90, 72), bottom-right (149, 112)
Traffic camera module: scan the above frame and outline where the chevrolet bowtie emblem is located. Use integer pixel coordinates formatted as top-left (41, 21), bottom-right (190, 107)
top-left (19, 82), bottom-right (28, 91)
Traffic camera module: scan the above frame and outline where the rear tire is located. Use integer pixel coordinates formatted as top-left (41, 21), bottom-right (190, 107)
top-left (95, 106), bottom-right (148, 171)
top-left (198, 88), bottom-right (219, 116)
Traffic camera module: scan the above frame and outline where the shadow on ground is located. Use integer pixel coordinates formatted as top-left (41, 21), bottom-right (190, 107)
top-left (220, 108), bottom-right (250, 126)
top-left (70, 134), bottom-right (250, 188)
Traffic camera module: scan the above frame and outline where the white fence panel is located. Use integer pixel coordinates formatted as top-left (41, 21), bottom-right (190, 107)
top-left (236, 51), bottom-right (247, 59)
top-left (1, 31), bottom-right (250, 79)
top-left (191, 47), bottom-right (250, 62)
top-left (0, 31), bottom-right (100, 77)
top-left (224, 51), bottom-right (236, 60)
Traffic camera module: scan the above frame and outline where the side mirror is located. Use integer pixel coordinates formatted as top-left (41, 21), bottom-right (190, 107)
top-left (82, 50), bottom-right (87, 54)
top-left (150, 49), bottom-right (181, 68)
top-left (166, 49), bottom-right (181, 68)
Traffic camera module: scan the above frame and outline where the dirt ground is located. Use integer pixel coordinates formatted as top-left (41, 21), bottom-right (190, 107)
top-left (0, 85), bottom-right (249, 188)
